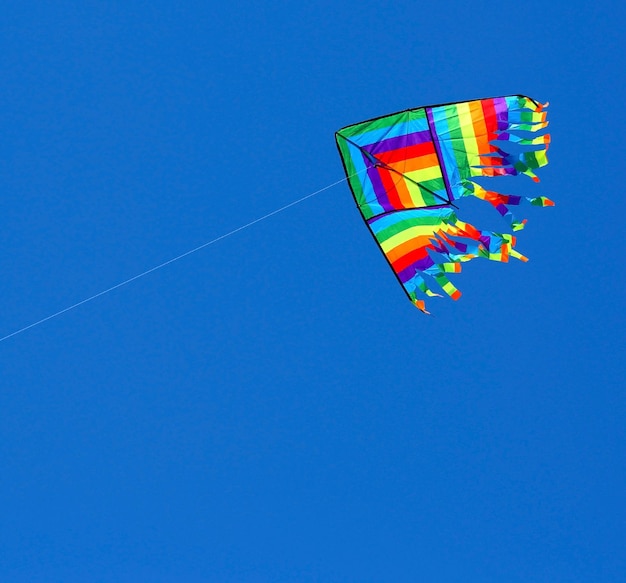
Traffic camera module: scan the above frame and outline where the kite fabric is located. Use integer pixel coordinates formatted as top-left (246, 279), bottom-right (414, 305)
top-left (335, 94), bottom-right (552, 313)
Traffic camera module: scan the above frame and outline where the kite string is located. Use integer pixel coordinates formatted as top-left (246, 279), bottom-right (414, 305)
top-left (0, 173), bottom-right (359, 344)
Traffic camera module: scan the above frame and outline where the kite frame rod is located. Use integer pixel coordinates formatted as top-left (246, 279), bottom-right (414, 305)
top-left (338, 134), bottom-right (458, 209)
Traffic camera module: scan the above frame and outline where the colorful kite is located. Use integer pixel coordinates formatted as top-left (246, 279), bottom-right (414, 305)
top-left (335, 94), bottom-right (552, 313)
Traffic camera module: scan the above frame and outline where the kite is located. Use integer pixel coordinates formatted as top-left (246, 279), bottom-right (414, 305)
top-left (335, 94), bottom-right (552, 313)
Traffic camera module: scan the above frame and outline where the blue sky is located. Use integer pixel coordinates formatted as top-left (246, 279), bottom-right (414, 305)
top-left (1, 1), bottom-right (625, 581)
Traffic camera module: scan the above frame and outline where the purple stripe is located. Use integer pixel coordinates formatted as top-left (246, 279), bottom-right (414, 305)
top-left (493, 97), bottom-right (509, 124)
top-left (366, 130), bottom-right (432, 155)
top-left (397, 257), bottom-right (435, 282)
top-left (365, 162), bottom-right (393, 211)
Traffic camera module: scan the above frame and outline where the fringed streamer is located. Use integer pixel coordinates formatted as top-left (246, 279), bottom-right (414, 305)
top-left (399, 209), bottom-right (533, 309)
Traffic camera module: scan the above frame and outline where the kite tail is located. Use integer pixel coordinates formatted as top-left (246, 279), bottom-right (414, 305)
top-left (461, 180), bottom-right (555, 231)
top-left (405, 213), bottom-right (530, 310)
top-left (406, 272), bottom-right (447, 314)
top-left (470, 97), bottom-right (550, 183)
top-left (450, 219), bottom-right (528, 263)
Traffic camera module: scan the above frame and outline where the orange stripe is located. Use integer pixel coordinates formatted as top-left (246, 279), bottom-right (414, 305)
top-left (480, 98), bottom-right (498, 142)
top-left (392, 152), bottom-right (440, 173)
top-left (392, 172), bottom-right (416, 209)
top-left (385, 235), bottom-right (435, 264)
top-left (469, 100), bottom-right (490, 157)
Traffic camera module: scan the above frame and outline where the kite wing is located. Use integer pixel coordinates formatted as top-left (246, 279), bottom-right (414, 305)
top-left (335, 95), bottom-right (552, 313)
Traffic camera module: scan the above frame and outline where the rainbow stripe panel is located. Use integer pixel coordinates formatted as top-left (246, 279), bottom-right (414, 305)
top-left (336, 95), bottom-right (552, 313)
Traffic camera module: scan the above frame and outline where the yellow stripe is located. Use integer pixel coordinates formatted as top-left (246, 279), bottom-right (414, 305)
top-left (406, 165), bottom-right (442, 183)
top-left (404, 181), bottom-right (427, 208)
top-left (456, 102), bottom-right (480, 165)
top-left (380, 225), bottom-right (437, 253)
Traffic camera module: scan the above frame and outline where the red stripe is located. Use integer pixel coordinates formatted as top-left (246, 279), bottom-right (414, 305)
top-left (376, 141), bottom-right (435, 165)
top-left (378, 168), bottom-right (403, 209)
top-left (480, 98), bottom-right (498, 142)
top-left (390, 245), bottom-right (432, 273)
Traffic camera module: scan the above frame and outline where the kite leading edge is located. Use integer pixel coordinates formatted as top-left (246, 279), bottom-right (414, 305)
top-left (335, 95), bottom-right (552, 313)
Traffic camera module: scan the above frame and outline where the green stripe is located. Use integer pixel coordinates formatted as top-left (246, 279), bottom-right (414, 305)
top-left (339, 110), bottom-right (407, 139)
top-left (374, 213), bottom-right (454, 243)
